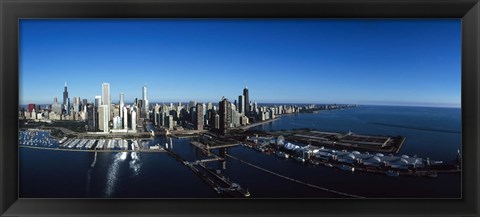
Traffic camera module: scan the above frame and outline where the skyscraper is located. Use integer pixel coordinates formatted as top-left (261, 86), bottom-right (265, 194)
top-left (98, 105), bottom-right (109, 132)
top-left (243, 87), bottom-right (249, 116)
top-left (131, 109), bottom-right (137, 131)
top-left (94, 96), bottom-right (101, 108)
top-left (142, 85), bottom-right (149, 119)
top-left (120, 92), bottom-right (125, 118)
top-left (63, 82), bottom-right (68, 107)
top-left (102, 83), bottom-right (111, 126)
top-left (219, 97), bottom-right (232, 134)
top-left (238, 95), bottom-right (245, 114)
top-left (86, 103), bottom-right (97, 131)
top-left (196, 103), bottom-right (204, 131)
top-left (123, 107), bottom-right (128, 130)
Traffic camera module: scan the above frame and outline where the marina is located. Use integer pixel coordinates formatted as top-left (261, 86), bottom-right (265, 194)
top-left (19, 130), bottom-right (166, 153)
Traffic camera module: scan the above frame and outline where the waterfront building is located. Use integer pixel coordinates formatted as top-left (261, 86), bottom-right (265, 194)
top-left (196, 103), bottom-right (204, 130)
top-left (102, 82), bottom-right (111, 121)
top-left (269, 109), bottom-right (275, 119)
top-left (112, 104), bottom-right (120, 118)
top-left (98, 105), bottom-right (109, 132)
top-left (240, 115), bottom-right (249, 125)
top-left (154, 112), bottom-right (160, 127)
top-left (168, 115), bottom-right (174, 130)
top-left (231, 108), bottom-right (241, 127)
top-left (219, 97), bottom-right (231, 134)
top-left (214, 114), bottom-right (220, 130)
top-left (113, 116), bottom-right (122, 129)
top-left (131, 109), bottom-right (137, 131)
top-left (238, 95), bottom-right (245, 114)
top-left (159, 111), bottom-right (167, 127)
top-left (142, 85), bottom-right (149, 119)
top-left (120, 92), bottom-right (124, 118)
top-left (243, 87), bottom-right (249, 116)
top-left (123, 107), bottom-right (128, 129)
top-left (86, 104), bottom-right (97, 131)
top-left (63, 82), bottom-right (68, 108)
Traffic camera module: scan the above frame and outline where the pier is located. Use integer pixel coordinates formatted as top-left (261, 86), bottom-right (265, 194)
top-left (163, 147), bottom-right (249, 197)
top-left (190, 141), bottom-right (240, 150)
top-left (268, 130), bottom-right (406, 153)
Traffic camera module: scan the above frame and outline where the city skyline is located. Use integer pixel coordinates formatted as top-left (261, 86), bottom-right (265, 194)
top-left (20, 19), bottom-right (461, 107)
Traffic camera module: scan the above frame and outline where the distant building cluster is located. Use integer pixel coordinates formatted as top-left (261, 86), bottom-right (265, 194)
top-left (19, 83), bottom-right (325, 134)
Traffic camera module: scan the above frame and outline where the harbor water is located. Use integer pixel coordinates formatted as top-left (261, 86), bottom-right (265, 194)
top-left (19, 105), bottom-right (461, 198)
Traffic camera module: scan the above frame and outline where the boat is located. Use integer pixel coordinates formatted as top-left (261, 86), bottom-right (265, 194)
top-left (309, 160), bottom-right (320, 165)
top-left (427, 171), bottom-right (438, 178)
top-left (325, 163), bottom-right (334, 168)
top-left (294, 156), bottom-right (305, 163)
top-left (386, 170), bottom-right (400, 177)
top-left (275, 151), bottom-right (289, 159)
top-left (338, 164), bottom-right (355, 172)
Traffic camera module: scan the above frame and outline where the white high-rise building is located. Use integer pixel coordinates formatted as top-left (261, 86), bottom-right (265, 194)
top-left (119, 92), bottom-right (124, 118)
top-left (98, 105), bottom-right (109, 132)
top-left (131, 109), bottom-right (137, 131)
top-left (123, 107), bottom-right (128, 130)
top-left (102, 83), bottom-right (111, 130)
top-left (142, 85), bottom-right (149, 119)
top-left (113, 116), bottom-right (122, 129)
top-left (238, 95), bottom-right (245, 114)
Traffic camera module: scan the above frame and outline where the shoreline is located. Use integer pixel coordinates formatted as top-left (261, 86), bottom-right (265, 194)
top-left (240, 118), bottom-right (280, 130)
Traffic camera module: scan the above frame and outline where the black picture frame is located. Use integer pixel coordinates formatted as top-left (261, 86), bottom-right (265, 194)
top-left (1, 0), bottom-right (479, 216)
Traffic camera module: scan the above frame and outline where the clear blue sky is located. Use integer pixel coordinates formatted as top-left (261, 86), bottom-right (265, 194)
top-left (19, 19), bottom-right (461, 107)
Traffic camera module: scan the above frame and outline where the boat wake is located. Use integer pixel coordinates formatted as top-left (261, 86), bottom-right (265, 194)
top-left (105, 152), bottom-right (128, 197)
top-left (369, 122), bottom-right (460, 134)
top-left (90, 152), bottom-right (98, 168)
top-left (129, 152), bottom-right (142, 176)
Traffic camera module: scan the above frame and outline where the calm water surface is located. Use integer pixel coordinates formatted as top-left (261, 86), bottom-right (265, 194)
top-left (19, 105), bottom-right (461, 198)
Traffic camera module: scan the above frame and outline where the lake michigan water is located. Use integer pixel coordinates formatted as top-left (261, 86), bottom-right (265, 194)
top-left (19, 105), bottom-right (461, 198)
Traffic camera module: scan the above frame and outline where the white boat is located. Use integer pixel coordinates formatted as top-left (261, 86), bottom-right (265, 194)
top-left (294, 156), bottom-right (305, 163)
top-left (386, 170), bottom-right (400, 177)
top-left (276, 151), bottom-right (289, 159)
top-left (338, 164), bottom-right (355, 172)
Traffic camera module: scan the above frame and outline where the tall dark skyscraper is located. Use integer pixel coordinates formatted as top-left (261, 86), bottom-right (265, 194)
top-left (63, 82), bottom-right (68, 107)
top-left (243, 87), bottom-right (249, 115)
top-left (219, 97), bottom-right (232, 134)
top-left (86, 103), bottom-right (97, 131)
top-left (195, 103), bottom-right (204, 131)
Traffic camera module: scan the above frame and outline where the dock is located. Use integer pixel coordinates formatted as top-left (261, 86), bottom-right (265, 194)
top-left (190, 141), bottom-right (239, 150)
top-left (19, 145), bottom-right (167, 153)
top-left (163, 147), bottom-right (249, 197)
top-left (269, 130), bottom-right (406, 153)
